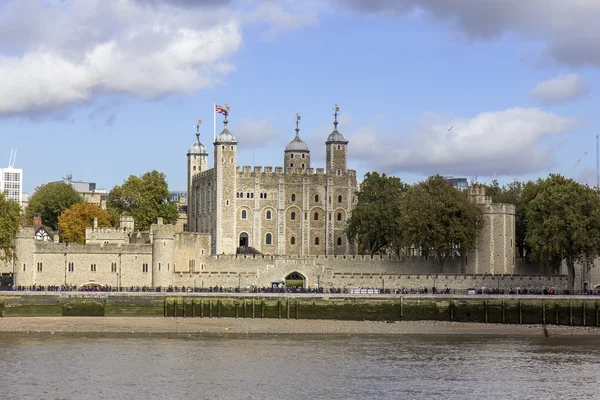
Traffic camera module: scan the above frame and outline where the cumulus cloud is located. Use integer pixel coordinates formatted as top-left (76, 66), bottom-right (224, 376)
top-left (347, 108), bottom-right (578, 176)
top-left (234, 117), bottom-right (280, 148)
top-left (0, 0), bottom-right (318, 116)
top-left (334, 0), bottom-right (600, 67)
top-left (530, 74), bottom-right (589, 105)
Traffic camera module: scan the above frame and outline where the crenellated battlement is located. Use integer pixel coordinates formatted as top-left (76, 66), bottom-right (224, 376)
top-left (237, 166), bottom-right (329, 177)
top-left (34, 241), bottom-right (153, 254)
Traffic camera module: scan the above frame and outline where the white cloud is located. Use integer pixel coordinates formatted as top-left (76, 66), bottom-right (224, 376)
top-left (234, 117), bottom-right (280, 148)
top-left (335, 0), bottom-right (600, 67)
top-left (530, 74), bottom-right (589, 105)
top-left (0, 0), bottom-right (319, 116)
top-left (347, 108), bottom-right (578, 176)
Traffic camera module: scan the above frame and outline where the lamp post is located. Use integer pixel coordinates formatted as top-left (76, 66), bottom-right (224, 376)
top-left (116, 272), bottom-right (119, 291)
top-left (317, 274), bottom-right (320, 292)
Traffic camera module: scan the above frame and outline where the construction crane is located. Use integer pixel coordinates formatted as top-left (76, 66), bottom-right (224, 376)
top-left (569, 152), bottom-right (587, 176)
top-left (8, 148), bottom-right (17, 168)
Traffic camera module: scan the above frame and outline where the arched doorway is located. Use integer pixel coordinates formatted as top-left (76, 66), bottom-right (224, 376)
top-left (239, 232), bottom-right (249, 248)
top-left (285, 271), bottom-right (305, 288)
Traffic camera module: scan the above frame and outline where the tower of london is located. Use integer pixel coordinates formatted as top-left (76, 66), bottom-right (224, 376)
top-left (187, 111), bottom-right (358, 257)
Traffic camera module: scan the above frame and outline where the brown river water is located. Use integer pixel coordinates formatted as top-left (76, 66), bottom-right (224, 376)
top-left (0, 333), bottom-right (598, 399)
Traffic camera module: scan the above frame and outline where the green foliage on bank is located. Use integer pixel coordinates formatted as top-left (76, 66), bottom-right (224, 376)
top-left (0, 192), bottom-right (21, 262)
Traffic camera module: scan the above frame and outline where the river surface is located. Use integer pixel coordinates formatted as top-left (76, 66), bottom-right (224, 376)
top-left (0, 333), bottom-right (598, 399)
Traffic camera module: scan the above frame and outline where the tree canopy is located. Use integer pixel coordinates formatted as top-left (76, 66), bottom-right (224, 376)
top-left (401, 176), bottom-right (483, 270)
top-left (345, 172), bottom-right (407, 256)
top-left (25, 182), bottom-right (83, 230)
top-left (0, 192), bottom-right (21, 262)
top-left (106, 170), bottom-right (179, 231)
top-left (58, 203), bottom-right (112, 243)
top-left (525, 174), bottom-right (600, 291)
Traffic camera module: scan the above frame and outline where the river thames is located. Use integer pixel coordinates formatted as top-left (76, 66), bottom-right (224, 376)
top-left (0, 332), bottom-right (599, 399)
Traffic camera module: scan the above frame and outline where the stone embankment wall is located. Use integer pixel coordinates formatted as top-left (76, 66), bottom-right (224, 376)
top-left (1, 293), bottom-right (599, 327)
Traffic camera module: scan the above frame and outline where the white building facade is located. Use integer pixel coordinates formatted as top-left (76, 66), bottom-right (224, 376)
top-left (0, 166), bottom-right (23, 207)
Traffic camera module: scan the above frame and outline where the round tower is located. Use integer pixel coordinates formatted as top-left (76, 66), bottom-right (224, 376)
top-left (187, 121), bottom-right (208, 230)
top-left (284, 113), bottom-right (310, 172)
top-left (14, 228), bottom-right (35, 287)
top-left (152, 229), bottom-right (175, 288)
top-left (214, 111), bottom-right (238, 254)
top-left (325, 105), bottom-right (349, 174)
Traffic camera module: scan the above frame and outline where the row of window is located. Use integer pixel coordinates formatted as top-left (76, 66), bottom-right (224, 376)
top-left (30, 262), bottom-right (148, 273)
top-left (289, 153), bottom-right (306, 159)
top-left (234, 193), bottom-right (344, 203)
top-left (262, 235), bottom-right (344, 246)
top-left (241, 210), bottom-right (344, 221)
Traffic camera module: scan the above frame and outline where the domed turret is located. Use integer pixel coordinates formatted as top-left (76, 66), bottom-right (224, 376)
top-left (326, 117), bottom-right (348, 144)
top-left (326, 104), bottom-right (348, 173)
top-left (188, 135), bottom-right (207, 155)
top-left (284, 113), bottom-right (310, 171)
top-left (215, 119), bottom-right (237, 144)
top-left (285, 132), bottom-right (310, 153)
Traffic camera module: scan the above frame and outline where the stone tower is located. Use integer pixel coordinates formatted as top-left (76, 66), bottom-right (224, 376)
top-left (325, 106), bottom-right (351, 255)
top-left (468, 186), bottom-right (516, 275)
top-left (214, 116), bottom-right (238, 254)
top-left (284, 114), bottom-right (310, 172)
top-left (14, 228), bottom-right (35, 287)
top-left (187, 124), bottom-right (208, 231)
top-left (151, 225), bottom-right (175, 288)
top-left (326, 106), bottom-right (349, 175)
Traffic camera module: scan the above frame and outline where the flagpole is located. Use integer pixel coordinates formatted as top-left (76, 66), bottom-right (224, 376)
top-left (213, 101), bottom-right (216, 142)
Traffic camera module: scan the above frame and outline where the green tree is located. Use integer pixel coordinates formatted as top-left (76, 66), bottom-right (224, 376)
top-left (106, 170), bottom-right (179, 231)
top-left (526, 174), bottom-right (600, 291)
top-left (401, 175), bottom-right (483, 271)
top-left (58, 203), bottom-right (112, 243)
top-left (0, 192), bottom-right (21, 262)
top-left (25, 182), bottom-right (83, 230)
top-left (345, 172), bottom-right (408, 256)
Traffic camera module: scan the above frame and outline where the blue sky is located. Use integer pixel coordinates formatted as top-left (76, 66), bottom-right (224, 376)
top-left (1, 0), bottom-right (599, 194)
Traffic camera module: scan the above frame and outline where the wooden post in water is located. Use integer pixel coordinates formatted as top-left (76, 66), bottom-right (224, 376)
top-left (252, 299), bottom-right (255, 319)
top-left (261, 300), bottom-right (265, 318)
top-left (518, 300), bottom-right (522, 324)
top-left (295, 301), bottom-right (299, 319)
top-left (502, 300), bottom-right (505, 324)
top-left (555, 301), bottom-right (559, 325)
top-left (449, 301), bottom-right (454, 322)
top-left (243, 300), bottom-right (247, 318)
top-left (200, 299), bottom-right (204, 318)
top-left (583, 302), bottom-right (586, 326)
top-left (235, 302), bottom-right (239, 319)
top-left (209, 299), bottom-right (212, 318)
top-left (542, 300), bottom-right (546, 325)
top-left (400, 297), bottom-right (404, 319)
top-left (568, 300), bottom-right (573, 325)
top-left (484, 300), bottom-right (488, 323)
top-left (277, 300), bottom-right (282, 319)
top-left (286, 300), bottom-right (290, 319)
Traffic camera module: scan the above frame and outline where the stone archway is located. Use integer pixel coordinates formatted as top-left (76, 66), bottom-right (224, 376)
top-left (285, 271), bottom-right (305, 288)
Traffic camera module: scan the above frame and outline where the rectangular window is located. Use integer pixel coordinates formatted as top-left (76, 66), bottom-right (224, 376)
top-left (90, 264), bottom-right (96, 272)
top-left (142, 263), bottom-right (149, 273)
top-left (37, 262), bottom-right (43, 272)
top-left (23, 263), bottom-right (26, 271)
top-left (68, 262), bottom-right (74, 272)
top-left (111, 262), bottom-right (117, 273)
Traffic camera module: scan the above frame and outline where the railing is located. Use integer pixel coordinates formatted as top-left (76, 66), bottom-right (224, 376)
top-left (1, 285), bottom-right (598, 296)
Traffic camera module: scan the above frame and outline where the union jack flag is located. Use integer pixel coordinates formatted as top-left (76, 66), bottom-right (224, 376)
top-left (215, 104), bottom-right (229, 116)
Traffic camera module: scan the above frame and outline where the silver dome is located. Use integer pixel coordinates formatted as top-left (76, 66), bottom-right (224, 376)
top-left (216, 127), bottom-right (237, 143)
top-left (285, 133), bottom-right (310, 153)
top-left (326, 128), bottom-right (348, 143)
top-left (188, 140), bottom-right (207, 155)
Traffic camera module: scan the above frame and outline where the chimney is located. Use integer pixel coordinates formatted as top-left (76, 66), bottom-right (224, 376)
top-left (93, 217), bottom-right (98, 229)
top-left (33, 213), bottom-right (42, 229)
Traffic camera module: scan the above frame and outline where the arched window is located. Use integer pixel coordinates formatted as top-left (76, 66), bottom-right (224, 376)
top-left (314, 194), bottom-right (319, 202)
top-left (338, 145), bottom-right (341, 150)
top-left (265, 233), bottom-right (272, 245)
top-left (315, 237), bottom-right (320, 245)
top-left (302, 164), bottom-right (305, 168)
top-left (337, 212), bottom-right (342, 221)
top-left (291, 236), bottom-right (296, 245)
top-left (241, 210), bottom-right (247, 219)
top-left (266, 210), bottom-right (272, 220)
top-left (291, 194), bottom-right (296, 201)
top-left (314, 212), bottom-right (319, 221)
top-left (291, 154), bottom-right (294, 159)
top-left (302, 154), bottom-right (305, 159)
top-left (291, 212), bottom-right (296, 220)
top-left (338, 195), bottom-right (342, 203)
top-left (337, 237), bottom-right (342, 246)
top-left (290, 163), bottom-right (294, 168)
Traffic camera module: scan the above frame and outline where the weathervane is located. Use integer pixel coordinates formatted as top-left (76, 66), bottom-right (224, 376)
top-left (194, 118), bottom-right (202, 140)
top-left (333, 104), bottom-right (339, 129)
top-left (224, 104), bottom-right (230, 125)
top-left (295, 113), bottom-right (301, 134)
